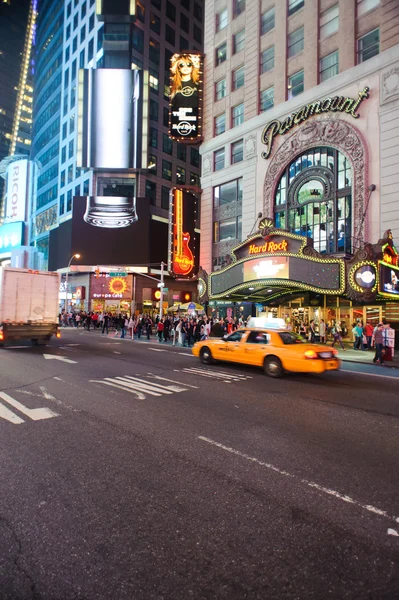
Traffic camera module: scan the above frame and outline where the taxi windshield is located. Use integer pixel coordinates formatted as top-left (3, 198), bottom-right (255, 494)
top-left (278, 332), bottom-right (305, 345)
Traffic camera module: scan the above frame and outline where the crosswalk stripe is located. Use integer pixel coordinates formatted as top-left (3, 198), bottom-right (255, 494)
top-left (115, 376), bottom-right (174, 395)
top-left (91, 380), bottom-right (146, 399)
top-left (146, 373), bottom-right (199, 389)
top-left (181, 367), bottom-right (251, 380)
top-left (123, 375), bottom-right (187, 393)
top-left (106, 377), bottom-right (164, 397)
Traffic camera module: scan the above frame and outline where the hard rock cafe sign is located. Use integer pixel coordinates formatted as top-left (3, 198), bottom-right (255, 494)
top-left (261, 86), bottom-right (370, 159)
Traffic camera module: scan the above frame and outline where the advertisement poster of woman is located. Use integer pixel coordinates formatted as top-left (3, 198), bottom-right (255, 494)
top-left (169, 53), bottom-right (203, 141)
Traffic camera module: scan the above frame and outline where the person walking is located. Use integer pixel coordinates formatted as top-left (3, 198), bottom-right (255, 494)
top-left (372, 323), bottom-right (385, 365)
top-left (319, 319), bottom-right (326, 343)
top-left (331, 321), bottom-right (345, 350)
top-left (364, 322), bottom-right (374, 350)
top-left (353, 322), bottom-right (365, 350)
top-left (102, 312), bottom-right (110, 335)
top-left (157, 318), bottom-right (164, 342)
top-left (309, 320), bottom-right (316, 343)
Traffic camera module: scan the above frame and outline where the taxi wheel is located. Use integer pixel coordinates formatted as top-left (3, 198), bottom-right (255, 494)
top-left (264, 356), bottom-right (283, 378)
top-left (200, 347), bottom-right (214, 365)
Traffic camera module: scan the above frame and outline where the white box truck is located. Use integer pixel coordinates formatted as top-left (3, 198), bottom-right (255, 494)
top-left (0, 267), bottom-right (61, 346)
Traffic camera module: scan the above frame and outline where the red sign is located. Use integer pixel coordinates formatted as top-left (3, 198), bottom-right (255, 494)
top-left (170, 188), bottom-right (197, 278)
top-left (248, 240), bottom-right (288, 255)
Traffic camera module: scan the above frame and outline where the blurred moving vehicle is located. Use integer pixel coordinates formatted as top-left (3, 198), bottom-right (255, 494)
top-left (0, 267), bottom-right (61, 346)
top-left (192, 328), bottom-right (341, 378)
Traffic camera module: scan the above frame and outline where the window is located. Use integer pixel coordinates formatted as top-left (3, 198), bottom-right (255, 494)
top-left (163, 133), bottom-right (173, 154)
top-left (62, 122), bottom-right (67, 139)
top-left (194, 24), bottom-right (202, 44)
top-left (213, 178), bottom-right (242, 208)
top-left (232, 66), bottom-right (244, 90)
top-left (149, 127), bottom-right (158, 148)
top-left (247, 331), bottom-right (270, 345)
top-left (166, 1), bottom-right (176, 21)
top-left (181, 0), bottom-right (190, 9)
top-left (190, 147), bottom-right (200, 167)
top-left (214, 148), bottom-right (225, 171)
top-left (231, 139), bottom-right (243, 164)
top-left (261, 46), bottom-right (274, 73)
top-left (150, 99), bottom-right (158, 121)
top-left (215, 78), bottom-right (227, 101)
top-left (177, 144), bottom-right (186, 161)
top-left (151, 0), bottom-right (161, 8)
top-left (216, 8), bottom-right (228, 32)
top-left (67, 190), bottom-right (72, 212)
top-left (320, 51), bottom-right (339, 82)
top-left (68, 140), bottom-right (74, 158)
top-left (136, 0), bottom-right (145, 21)
top-left (233, 0), bottom-right (245, 17)
top-left (150, 12), bottom-right (160, 34)
top-left (88, 38), bottom-right (94, 62)
top-left (83, 179), bottom-right (89, 195)
top-left (68, 165), bottom-right (73, 183)
top-left (148, 154), bottom-right (157, 173)
top-left (60, 170), bottom-right (65, 187)
top-left (288, 70), bottom-right (304, 98)
top-left (215, 113), bottom-right (226, 135)
top-left (161, 186), bottom-right (170, 210)
top-left (190, 172), bottom-right (200, 186)
top-left (194, 2), bottom-right (202, 21)
top-left (320, 5), bottom-right (339, 40)
top-left (145, 180), bottom-right (156, 205)
top-left (79, 49), bottom-right (85, 69)
top-left (260, 87), bottom-right (274, 112)
top-left (180, 36), bottom-right (189, 50)
top-left (261, 7), bottom-right (275, 35)
top-left (133, 27), bottom-right (144, 52)
top-left (357, 28), bottom-right (379, 63)
top-left (163, 107), bottom-right (169, 127)
top-left (89, 13), bottom-right (94, 30)
top-left (288, 26), bottom-right (304, 58)
top-left (149, 38), bottom-right (160, 63)
top-left (59, 194), bottom-right (65, 216)
top-left (225, 331), bottom-right (244, 342)
top-left (215, 217), bottom-right (242, 242)
top-left (176, 166), bottom-right (186, 184)
top-left (232, 103), bottom-right (244, 127)
top-left (72, 36), bottom-right (77, 53)
top-left (233, 29), bottom-right (245, 54)
top-left (162, 159), bottom-right (172, 180)
top-left (165, 24), bottom-right (175, 46)
top-left (61, 146), bottom-right (66, 163)
top-left (216, 42), bottom-right (227, 65)
top-left (288, 0), bottom-right (304, 16)
top-left (149, 68), bottom-right (159, 92)
top-left (180, 12), bottom-right (189, 33)
top-left (357, 0), bottom-right (380, 17)
top-left (273, 147), bottom-right (352, 254)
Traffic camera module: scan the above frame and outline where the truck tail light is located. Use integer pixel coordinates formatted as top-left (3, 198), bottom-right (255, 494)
top-left (56, 329), bottom-right (61, 339)
top-left (0, 330), bottom-right (3, 341)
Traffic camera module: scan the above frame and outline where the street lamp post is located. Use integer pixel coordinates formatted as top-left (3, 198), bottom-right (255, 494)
top-left (64, 253), bottom-right (81, 315)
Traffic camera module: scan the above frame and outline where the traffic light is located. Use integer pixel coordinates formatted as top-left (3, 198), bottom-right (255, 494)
top-left (182, 291), bottom-right (192, 302)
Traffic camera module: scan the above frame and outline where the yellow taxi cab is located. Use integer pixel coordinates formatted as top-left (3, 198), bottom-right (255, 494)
top-left (192, 329), bottom-right (341, 378)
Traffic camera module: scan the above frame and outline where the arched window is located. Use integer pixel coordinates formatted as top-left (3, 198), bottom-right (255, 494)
top-left (274, 147), bottom-right (352, 254)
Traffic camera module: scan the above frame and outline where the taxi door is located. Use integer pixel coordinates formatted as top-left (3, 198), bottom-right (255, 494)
top-left (242, 331), bottom-right (271, 366)
top-left (217, 330), bottom-right (246, 363)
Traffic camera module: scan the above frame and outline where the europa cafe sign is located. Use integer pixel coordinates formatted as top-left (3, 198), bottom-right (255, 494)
top-left (261, 86), bottom-right (370, 159)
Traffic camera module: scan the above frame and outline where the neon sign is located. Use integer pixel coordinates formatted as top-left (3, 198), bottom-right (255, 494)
top-left (249, 240), bottom-right (288, 255)
top-left (172, 189), bottom-right (195, 277)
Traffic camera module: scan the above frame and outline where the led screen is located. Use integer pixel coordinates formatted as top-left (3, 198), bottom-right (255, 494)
top-left (169, 53), bottom-right (203, 142)
top-left (0, 221), bottom-right (24, 255)
top-left (77, 69), bottom-right (146, 169)
top-left (379, 263), bottom-right (399, 296)
top-left (169, 188), bottom-right (198, 278)
top-left (90, 273), bottom-right (133, 299)
top-left (243, 257), bottom-right (289, 282)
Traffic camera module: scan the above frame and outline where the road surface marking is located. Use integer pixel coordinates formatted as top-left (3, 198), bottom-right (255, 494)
top-left (67, 344), bottom-right (80, 346)
top-left (146, 373), bottom-right (199, 389)
top-left (388, 529), bottom-right (399, 536)
top-left (0, 402), bottom-right (25, 424)
top-left (198, 436), bottom-right (399, 526)
top-left (179, 367), bottom-right (252, 382)
top-left (89, 380), bottom-right (146, 399)
top-left (43, 354), bottom-right (77, 364)
top-left (0, 392), bottom-right (59, 421)
top-left (90, 374), bottom-right (190, 399)
top-left (148, 348), bottom-right (167, 352)
top-left (113, 351), bottom-right (122, 355)
top-left (342, 369), bottom-right (399, 380)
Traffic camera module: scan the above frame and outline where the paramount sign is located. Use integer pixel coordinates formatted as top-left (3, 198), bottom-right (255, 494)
top-left (261, 86), bottom-right (370, 159)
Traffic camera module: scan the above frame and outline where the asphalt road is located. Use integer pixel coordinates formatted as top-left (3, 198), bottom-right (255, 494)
top-left (0, 328), bottom-right (398, 600)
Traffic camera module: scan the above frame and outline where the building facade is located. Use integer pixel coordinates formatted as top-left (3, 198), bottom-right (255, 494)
top-left (198, 0), bottom-right (399, 329)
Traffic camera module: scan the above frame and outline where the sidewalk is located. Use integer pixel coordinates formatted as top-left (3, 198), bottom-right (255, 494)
top-left (335, 344), bottom-right (399, 368)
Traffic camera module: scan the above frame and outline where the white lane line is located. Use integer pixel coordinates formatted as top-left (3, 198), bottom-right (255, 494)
top-left (123, 375), bottom-right (187, 393)
top-left (198, 435), bottom-right (399, 526)
top-left (148, 348), bottom-right (167, 352)
top-left (342, 369), bottom-right (399, 381)
top-left (89, 380), bottom-right (146, 400)
top-left (113, 351), bottom-right (121, 355)
top-left (147, 373), bottom-right (199, 389)
top-left (183, 367), bottom-right (251, 380)
top-left (0, 402), bottom-right (25, 424)
top-left (182, 368), bottom-right (249, 382)
top-left (0, 392), bottom-right (59, 421)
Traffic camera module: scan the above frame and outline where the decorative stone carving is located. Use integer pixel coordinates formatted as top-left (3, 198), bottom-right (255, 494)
top-left (382, 66), bottom-right (399, 103)
top-left (263, 119), bottom-right (369, 243)
top-left (202, 154), bottom-right (212, 175)
top-left (302, 245), bottom-right (323, 259)
top-left (244, 134), bottom-right (256, 158)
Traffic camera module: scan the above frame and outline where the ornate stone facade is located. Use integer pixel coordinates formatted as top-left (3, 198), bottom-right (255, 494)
top-left (263, 118), bottom-right (369, 244)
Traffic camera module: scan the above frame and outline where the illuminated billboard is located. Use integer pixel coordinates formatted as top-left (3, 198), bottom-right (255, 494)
top-left (82, 196), bottom-right (138, 229)
top-left (6, 160), bottom-right (28, 222)
top-left (90, 273), bottom-right (133, 299)
top-left (169, 188), bottom-right (198, 278)
top-left (0, 222), bottom-right (24, 255)
top-left (379, 262), bottom-right (399, 297)
top-left (77, 68), bottom-right (149, 169)
top-left (169, 53), bottom-right (203, 142)
top-left (244, 257), bottom-right (289, 282)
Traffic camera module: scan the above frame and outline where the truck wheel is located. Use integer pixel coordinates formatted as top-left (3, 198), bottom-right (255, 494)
top-left (264, 356), bottom-right (283, 378)
top-left (200, 347), bottom-right (214, 365)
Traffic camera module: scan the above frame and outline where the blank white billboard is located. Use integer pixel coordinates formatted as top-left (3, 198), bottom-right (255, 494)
top-left (6, 160), bottom-right (28, 222)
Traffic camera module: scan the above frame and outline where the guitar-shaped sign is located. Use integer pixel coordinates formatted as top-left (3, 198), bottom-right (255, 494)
top-left (172, 189), bottom-right (194, 276)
